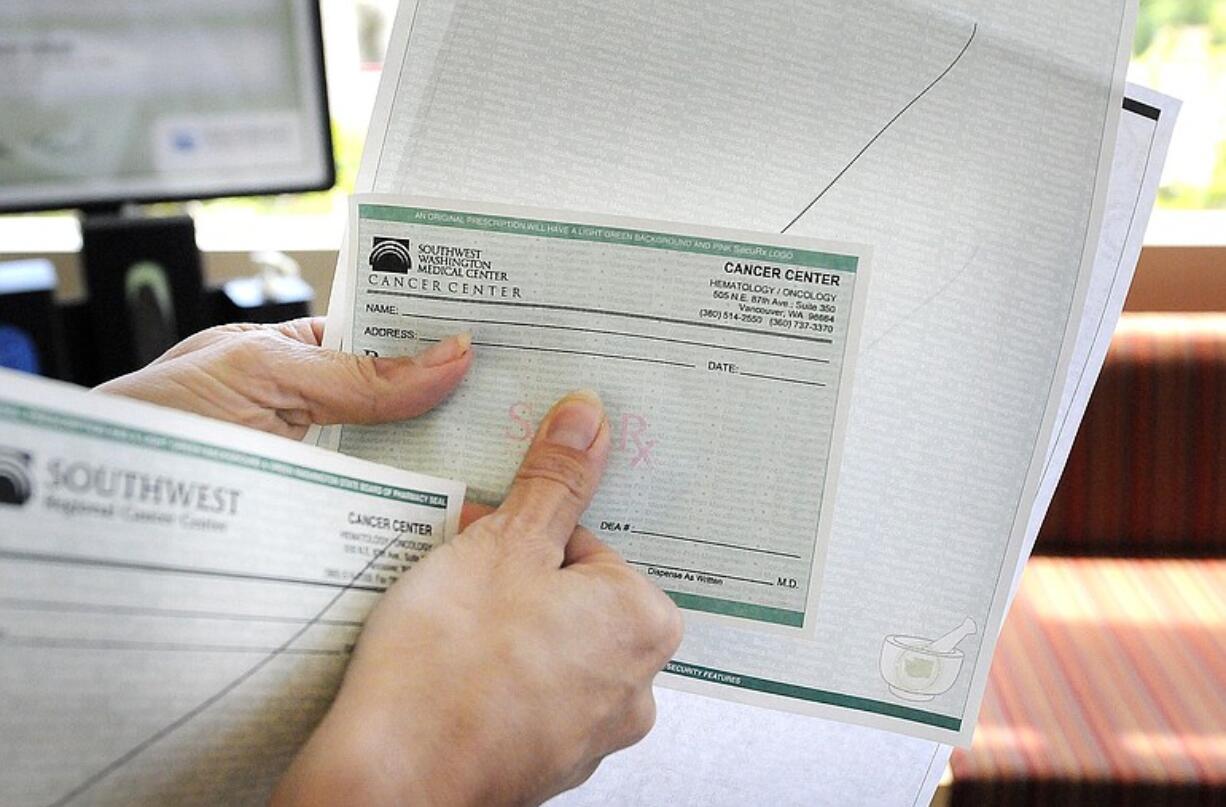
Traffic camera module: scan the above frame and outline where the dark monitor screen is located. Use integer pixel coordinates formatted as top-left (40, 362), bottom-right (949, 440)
top-left (0, 0), bottom-right (334, 213)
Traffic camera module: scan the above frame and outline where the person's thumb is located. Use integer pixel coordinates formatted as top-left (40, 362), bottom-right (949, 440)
top-left (494, 391), bottom-right (611, 566)
top-left (274, 333), bottom-right (472, 425)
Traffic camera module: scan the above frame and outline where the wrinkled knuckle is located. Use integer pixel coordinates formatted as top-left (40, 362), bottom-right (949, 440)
top-left (201, 324), bottom-right (238, 339)
top-left (486, 511), bottom-right (539, 553)
top-left (238, 326), bottom-right (278, 346)
top-left (485, 510), bottom-right (534, 541)
top-left (210, 323), bottom-right (257, 341)
top-left (515, 448), bottom-right (592, 503)
top-left (234, 327), bottom-right (279, 356)
top-left (470, 510), bottom-right (513, 537)
top-left (341, 352), bottom-right (383, 390)
top-left (216, 332), bottom-right (267, 373)
top-left (353, 352), bottom-right (384, 383)
top-left (337, 354), bottom-right (387, 417)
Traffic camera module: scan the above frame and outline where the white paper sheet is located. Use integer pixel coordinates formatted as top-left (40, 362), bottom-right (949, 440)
top-left (339, 196), bottom-right (873, 644)
top-left (321, 0), bottom-right (1136, 746)
top-left (552, 82), bottom-right (1180, 807)
top-left (0, 371), bottom-right (465, 806)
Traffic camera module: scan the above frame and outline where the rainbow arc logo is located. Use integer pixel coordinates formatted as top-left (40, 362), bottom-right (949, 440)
top-left (370, 237), bottom-right (412, 274)
top-left (0, 448), bottom-right (32, 507)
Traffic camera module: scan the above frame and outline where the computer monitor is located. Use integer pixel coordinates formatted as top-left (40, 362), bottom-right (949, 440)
top-left (0, 0), bottom-right (334, 213)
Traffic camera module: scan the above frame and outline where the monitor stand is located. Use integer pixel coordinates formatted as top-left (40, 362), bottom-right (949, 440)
top-left (78, 205), bottom-right (206, 385)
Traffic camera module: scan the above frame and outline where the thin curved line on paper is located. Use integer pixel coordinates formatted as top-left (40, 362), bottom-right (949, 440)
top-left (781, 22), bottom-right (979, 234)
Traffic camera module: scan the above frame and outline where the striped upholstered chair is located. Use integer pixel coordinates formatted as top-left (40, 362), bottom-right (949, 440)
top-left (950, 314), bottom-right (1226, 806)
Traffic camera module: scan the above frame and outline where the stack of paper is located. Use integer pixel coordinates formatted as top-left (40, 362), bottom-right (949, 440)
top-left (0, 1), bottom-right (1180, 804)
top-left (0, 373), bottom-right (465, 805)
top-left (315, 0), bottom-right (1179, 803)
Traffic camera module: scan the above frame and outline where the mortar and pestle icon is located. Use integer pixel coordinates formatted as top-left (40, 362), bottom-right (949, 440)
top-left (879, 617), bottom-right (977, 702)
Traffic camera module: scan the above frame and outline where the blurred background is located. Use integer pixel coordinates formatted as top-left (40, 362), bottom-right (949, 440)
top-left (2, 0), bottom-right (1223, 255)
top-left (207, 0), bottom-right (1226, 241)
top-left (154, 0), bottom-right (1226, 247)
top-left (1, 0), bottom-right (1221, 379)
top-left (0, 0), bottom-right (1221, 384)
top-left (1130, 0), bottom-right (1226, 238)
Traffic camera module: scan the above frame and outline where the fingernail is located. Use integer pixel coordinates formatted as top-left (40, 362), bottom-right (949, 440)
top-left (417, 332), bottom-right (472, 367)
top-left (544, 390), bottom-right (604, 451)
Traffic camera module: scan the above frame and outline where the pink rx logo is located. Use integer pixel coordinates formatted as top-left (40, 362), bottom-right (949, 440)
top-left (506, 402), bottom-right (656, 468)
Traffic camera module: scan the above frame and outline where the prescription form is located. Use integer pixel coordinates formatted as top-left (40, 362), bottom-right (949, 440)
top-left (334, 199), bottom-right (869, 636)
top-left (0, 371), bottom-right (464, 806)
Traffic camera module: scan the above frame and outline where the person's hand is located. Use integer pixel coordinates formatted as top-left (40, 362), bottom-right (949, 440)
top-left (95, 318), bottom-right (472, 438)
top-left (272, 391), bottom-right (684, 807)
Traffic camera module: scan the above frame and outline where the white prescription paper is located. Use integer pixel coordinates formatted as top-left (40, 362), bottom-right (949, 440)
top-left (335, 197), bottom-right (870, 637)
top-left (0, 370), bottom-right (465, 807)
top-left (321, 0), bottom-right (1136, 747)
top-left (552, 83), bottom-right (1181, 807)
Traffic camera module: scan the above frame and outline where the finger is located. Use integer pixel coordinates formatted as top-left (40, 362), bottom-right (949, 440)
top-left (271, 317), bottom-right (326, 346)
top-left (460, 501), bottom-right (495, 530)
top-left (496, 391), bottom-right (611, 558)
top-left (562, 526), bottom-right (620, 566)
top-left (149, 323), bottom-right (260, 364)
top-left (272, 333), bottom-right (473, 425)
top-left (156, 319), bottom-right (317, 366)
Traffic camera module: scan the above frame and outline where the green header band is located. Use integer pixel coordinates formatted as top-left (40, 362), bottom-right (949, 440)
top-left (664, 660), bottom-right (962, 731)
top-left (0, 402), bottom-right (449, 509)
top-left (359, 204), bottom-right (859, 273)
top-left (665, 590), bottom-right (805, 628)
